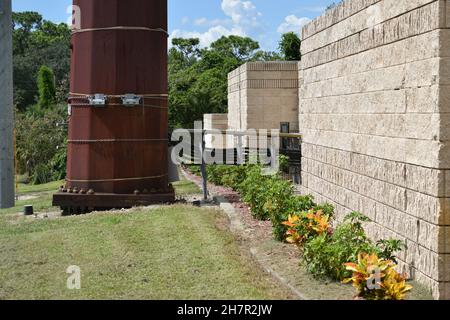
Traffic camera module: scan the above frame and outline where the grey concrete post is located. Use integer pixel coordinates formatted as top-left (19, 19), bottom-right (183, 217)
top-left (0, 0), bottom-right (15, 209)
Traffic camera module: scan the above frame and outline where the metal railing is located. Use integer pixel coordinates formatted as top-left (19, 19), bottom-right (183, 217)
top-left (171, 129), bottom-right (303, 199)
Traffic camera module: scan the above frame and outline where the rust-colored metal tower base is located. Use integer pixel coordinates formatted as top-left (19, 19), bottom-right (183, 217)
top-left (53, 0), bottom-right (175, 213)
top-left (53, 188), bottom-right (175, 215)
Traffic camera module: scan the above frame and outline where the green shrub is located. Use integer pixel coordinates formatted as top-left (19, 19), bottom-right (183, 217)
top-left (15, 104), bottom-right (67, 184)
top-left (238, 165), bottom-right (272, 219)
top-left (303, 212), bottom-right (405, 281)
top-left (30, 163), bottom-right (54, 185)
top-left (206, 165), bottom-right (248, 189)
top-left (313, 203), bottom-right (335, 217)
top-left (375, 239), bottom-right (407, 264)
top-left (279, 154), bottom-right (289, 173)
top-left (271, 195), bottom-right (315, 241)
top-left (49, 140), bottom-right (67, 181)
top-left (187, 165), bottom-right (201, 176)
top-left (189, 164), bottom-right (249, 190)
top-left (37, 65), bottom-right (56, 109)
top-left (303, 212), bottom-right (377, 280)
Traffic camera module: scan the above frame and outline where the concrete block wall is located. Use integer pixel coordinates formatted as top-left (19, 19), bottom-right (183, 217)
top-left (204, 113), bottom-right (228, 149)
top-left (298, 0), bottom-right (450, 299)
top-left (227, 61), bottom-right (299, 147)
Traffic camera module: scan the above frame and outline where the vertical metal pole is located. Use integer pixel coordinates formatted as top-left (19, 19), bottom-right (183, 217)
top-left (199, 134), bottom-right (208, 201)
top-left (0, 0), bottom-right (15, 209)
top-left (237, 134), bottom-right (243, 165)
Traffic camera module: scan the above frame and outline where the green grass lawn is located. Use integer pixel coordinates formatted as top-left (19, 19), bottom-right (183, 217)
top-left (1, 179), bottom-right (200, 216)
top-left (0, 180), bottom-right (292, 300)
top-left (172, 179), bottom-right (201, 196)
top-left (0, 180), bottom-right (64, 215)
top-left (17, 180), bottom-right (64, 194)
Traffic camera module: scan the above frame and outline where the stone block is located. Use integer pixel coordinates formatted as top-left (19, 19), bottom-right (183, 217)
top-left (405, 165), bottom-right (445, 197)
top-left (405, 190), bottom-right (442, 224)
top-left (406, 85), bottom-right (440, 113)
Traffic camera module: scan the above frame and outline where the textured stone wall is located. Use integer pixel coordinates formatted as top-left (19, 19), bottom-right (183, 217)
top-left (299, 0), bottom-right (450, 299)
top-left (227, 62), bottom-right (299, 146)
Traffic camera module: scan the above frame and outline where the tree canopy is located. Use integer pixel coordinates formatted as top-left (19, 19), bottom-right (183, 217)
top-left (169, 35), bottom-right (285, 129)
top-left (12, 12), bottom-right (70, 111)
top-left (279, 32), bottom-right (301, 61)
top-left (37, 65), bottom-right (56, 110)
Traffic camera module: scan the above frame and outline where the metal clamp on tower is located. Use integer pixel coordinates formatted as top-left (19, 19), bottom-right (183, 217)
top-left (88, 94), bottom-right (107, 106)
top-left (121, 94), bottom-right (142, 106)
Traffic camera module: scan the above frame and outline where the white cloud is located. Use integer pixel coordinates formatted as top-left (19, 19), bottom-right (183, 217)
top-left (181, 16), bottom-right (190, 25)
top-left (193, 17), bottom-right (230, 27)
top-left (221, 0), bottom-right (262, 27)
top-left (170, 0), bottom-right (262, 48)
top-left (277, 15), bottom-right (311, 34)
top-left (194, 17), bottom-right (208, 26)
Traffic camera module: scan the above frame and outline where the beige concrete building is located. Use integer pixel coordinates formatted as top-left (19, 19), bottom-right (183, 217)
top-left (227, 61), bottom-right (299, 139)
top-left (208, 0), bottom-right (450, 299)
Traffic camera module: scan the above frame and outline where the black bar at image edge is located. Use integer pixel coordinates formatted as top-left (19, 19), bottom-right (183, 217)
top-left (0, 300), bottom-right (449, 318)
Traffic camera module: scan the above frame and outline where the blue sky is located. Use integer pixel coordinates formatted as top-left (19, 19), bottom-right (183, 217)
top-left (12, 0), bottom-right (335, 50)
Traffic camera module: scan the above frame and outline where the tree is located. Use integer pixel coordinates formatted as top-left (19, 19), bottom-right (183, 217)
top-left (210, 35), bottom-right (260, 61)
top-left (279, 32), bottom-right (301, 61)
top-left (15, 104), bottom-right (67, 184)
top-left (37, 66), bottom-right (56, 109)
top-left (12, 11), bottom-right (43, 55)
top-left (12, 12), bottom-right (70, 111)
top-left (171, 38), bottom-right (201, 62)
top-left (252, 50), bottom-right (282, 61)
top-left (169, 35), bottom-right (270, 129)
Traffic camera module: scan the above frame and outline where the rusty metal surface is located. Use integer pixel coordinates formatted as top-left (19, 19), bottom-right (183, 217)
top-left (61, 0), bottom-right (171, 200)
top-left (53, 191), bottom-right (175, 211)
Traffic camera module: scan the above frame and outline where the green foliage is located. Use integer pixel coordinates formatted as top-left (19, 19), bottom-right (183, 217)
top-left (279, 32), bottom-right (301, 61)
top-left (206, 165), bottom-right (248, 189)
top-left (201, 162), bottom-right (317, 239)
top-left (12, 12), bottom-right (70, 110)
top-left (171, 38), bottom-right (201, 62)
top-left (375, 239), bottom-right (407, 264)
top-left (303, 212), bottom-right (377, 280)
top-left (283, 209), bottom-right (333, 245)
top-left (232, 161), bottom-right (319, 238)
top-left (303, 212), bottom-right (406, 281)
top-left (197, 163), bottom-right (406, 289)
top-left (314, 203), bottom-right (335, 218)
top-left (279, 154), bottom-right (289, 173)
top-left (238, 165), bottom-right (272, 220)
top-left (15, 104), bottom-right (67, 184)
top-left (37, 66), bottom-right (56, 109)
top-left (343, 253), bottom-right (412, 300)
top-left (169, 35), bottom-right (281, 129)
top-left (31, 163), bottom-right (54, 185)
top-left (210, 35), bottom-right (260, 61)
top-left (270, 195), bottom-right (316, 241)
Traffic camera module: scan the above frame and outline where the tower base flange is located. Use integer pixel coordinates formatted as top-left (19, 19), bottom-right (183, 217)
top-left (52, 191), bottom-right (176, 215)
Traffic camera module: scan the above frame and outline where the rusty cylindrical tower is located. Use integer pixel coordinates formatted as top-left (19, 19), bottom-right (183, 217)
top-left (53, 0), bottom-right (175, 213)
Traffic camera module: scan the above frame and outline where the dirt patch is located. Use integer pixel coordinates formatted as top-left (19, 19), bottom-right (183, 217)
top-left (17, 194), bottom-right (39, 201)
